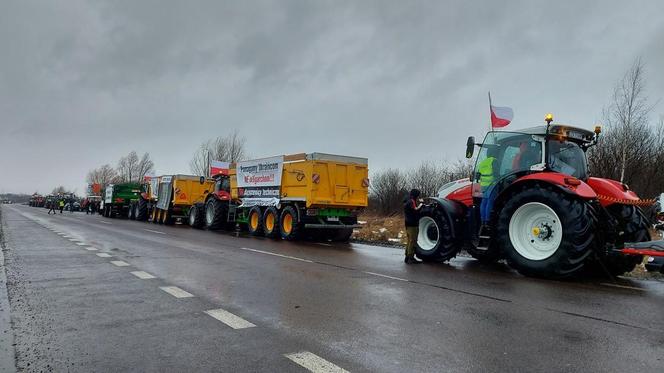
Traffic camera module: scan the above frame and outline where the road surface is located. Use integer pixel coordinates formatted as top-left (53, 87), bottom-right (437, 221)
top-left (1, 204), bottom-right (663, 372)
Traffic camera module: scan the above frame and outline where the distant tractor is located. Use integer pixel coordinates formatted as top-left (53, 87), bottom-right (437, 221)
top-left (102, 183), bottom-right (141, 218)
top-left (131, 176), bottom-right (160, 221)
top-left (416, 115), bottom-right (662, 278)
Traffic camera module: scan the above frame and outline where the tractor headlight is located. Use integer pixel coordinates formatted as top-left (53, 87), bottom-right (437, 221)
top-left (647, 256), bottom-right (655, 263)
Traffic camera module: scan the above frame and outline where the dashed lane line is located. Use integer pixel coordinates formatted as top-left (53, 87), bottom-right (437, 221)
top-left (130, 271), bottom-right (156, 279)
top-left (284, 351), bottom-right (349, 373)
top-left (159, 286), bottom-right (194, 298)
top-left (143, 229), bottom-right (166, 235)
top-left (204, 308), bottom-right (256, 329)
top-left (98, 220), bottom-right (112, 225)
top-left (110, 260), bottom-right (130, 267)
top-left (85, 247), bottom-right (98, 251)
top-left (239, 247), bottom-right (314, 263)
top-left (364, 271), bottom-right (409, 282)
top-left (96, 253), bottom-right (112, 258)
top-left (75, 242), bottom-right (87, 246)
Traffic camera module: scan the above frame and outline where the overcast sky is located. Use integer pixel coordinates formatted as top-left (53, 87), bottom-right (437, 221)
top-left (1, 0), bottom-right (663, 194)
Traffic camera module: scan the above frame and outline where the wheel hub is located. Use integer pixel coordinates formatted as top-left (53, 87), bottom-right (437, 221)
top-left (509, 202), bottom-right (563, 261)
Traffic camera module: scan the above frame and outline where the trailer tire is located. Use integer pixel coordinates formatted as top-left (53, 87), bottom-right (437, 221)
top-left (263, 207), bottom-right (280, 238)
top-left (136, 198), bottom-right (148, 221)
top-left (498, 184), bottom-right (595, 278)
top-left (205, 198), bottom-right (227, 230)
top-left (331, 228), bottom-right (354, 242)
top-left (279, 206), bottom-right (301, 240)
top-left (247, 207), bottom-right (264, 236)
top-left (415, 209), bottom-right (459, 262)
top-left (189, 204), bottom-right (205, 229)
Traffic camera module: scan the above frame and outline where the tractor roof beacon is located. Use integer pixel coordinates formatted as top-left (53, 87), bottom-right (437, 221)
top-left (415, 113), bottom-right (664, 279)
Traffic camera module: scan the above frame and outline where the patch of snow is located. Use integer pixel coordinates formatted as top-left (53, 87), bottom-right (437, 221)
top-left (388, 238), bottom-right (401, 243)
top-left (379, 228), bottom-right (387, 233)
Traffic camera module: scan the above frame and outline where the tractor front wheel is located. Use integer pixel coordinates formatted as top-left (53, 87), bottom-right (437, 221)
top-left (205, 198), bottom-right (228, 230)
top-left (189, 204), bottom-right (205, 229)
top-left (414, 210), bottom-right (459, 262)
top-left (497, 184), bottom-right (595, 278)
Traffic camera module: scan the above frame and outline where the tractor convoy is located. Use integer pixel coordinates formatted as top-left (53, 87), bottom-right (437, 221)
top-left (27, 119), bottom-right (664, 279)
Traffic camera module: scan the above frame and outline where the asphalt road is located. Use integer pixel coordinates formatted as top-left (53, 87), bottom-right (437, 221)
top-left (1, 204), bottom-right (663, 372)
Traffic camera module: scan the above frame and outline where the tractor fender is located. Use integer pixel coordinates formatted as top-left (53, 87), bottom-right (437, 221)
top-left (585, 177), bottom-right (641, 206)
top-left (424, 197), bottom-right (467, 241)
top-left (508, 172), bottom-right (597, 199)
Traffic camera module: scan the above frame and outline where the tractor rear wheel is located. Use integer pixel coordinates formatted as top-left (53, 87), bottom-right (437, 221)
top-left (189, 204), bottom-right (205, 229)
top-left (136, 198), bottom-right (148, 221)
top-left (263, 207), bottom-right (280, 238)
top-left (247, 207), bottom-right (264, 236)
top-left (415, 209), bottom-right (460, 262)
top-left (205, 198), bottom-right (228, 230)
top-left (497, 184), bottom-right (595, 278)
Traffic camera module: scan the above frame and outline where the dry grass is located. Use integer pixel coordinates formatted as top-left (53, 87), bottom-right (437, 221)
top-left (353, 213), bottom-right (406, 245)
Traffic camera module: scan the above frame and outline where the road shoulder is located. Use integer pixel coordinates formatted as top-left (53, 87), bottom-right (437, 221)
top-left (0, 207), bottom-right (17, 372)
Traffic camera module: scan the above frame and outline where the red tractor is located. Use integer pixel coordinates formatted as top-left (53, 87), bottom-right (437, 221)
top-left (415, 115), bottom-right (663, 278)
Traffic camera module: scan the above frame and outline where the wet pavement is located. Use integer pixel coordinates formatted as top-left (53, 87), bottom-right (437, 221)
top-left (1, 204), bottom-right (663, 372)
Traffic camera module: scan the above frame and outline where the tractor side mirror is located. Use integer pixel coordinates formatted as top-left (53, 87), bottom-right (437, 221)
top-left (465, 136), bottom-right (475, 158)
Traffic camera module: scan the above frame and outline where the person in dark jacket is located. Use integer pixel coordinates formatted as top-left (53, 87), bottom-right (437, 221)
top-left (404, 189), bottom-right (423, 264)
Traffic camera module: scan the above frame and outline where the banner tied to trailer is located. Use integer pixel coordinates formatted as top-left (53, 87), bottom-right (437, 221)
top-left (236, 156), bottom-right (284, 207)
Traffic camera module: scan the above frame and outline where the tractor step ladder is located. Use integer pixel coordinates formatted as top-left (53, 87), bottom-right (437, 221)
top-left (227, 205), bottom-right (237, 222)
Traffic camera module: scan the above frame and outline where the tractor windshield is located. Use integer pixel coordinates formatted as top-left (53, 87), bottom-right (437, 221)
top-left (547, 140), bottom-right (587, 179)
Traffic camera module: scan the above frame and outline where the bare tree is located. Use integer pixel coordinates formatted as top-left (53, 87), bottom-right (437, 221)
top-left (190, 130), bottom-right (247, 176)
top-left (51, 186), bottom-right (70, 195)
top-left (116, 151), bottom-right (155, 183)
top-left (406, 161), bottom-right (447, 197)
top-left (369, 168), bottom-right (407, 215)
top-left (86, 164), bottom-right (119, 189)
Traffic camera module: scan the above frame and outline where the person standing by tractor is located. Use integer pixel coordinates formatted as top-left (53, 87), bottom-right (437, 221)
top-left (404, 189), bottom-right (424, 264)
top-left (58, 199), bottom-right (65, 214)
top-left (47, 200), bottom-right (56, 215)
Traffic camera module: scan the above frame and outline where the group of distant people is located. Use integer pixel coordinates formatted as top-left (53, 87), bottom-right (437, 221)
top-left (47, 199), bottom-right (68, 215)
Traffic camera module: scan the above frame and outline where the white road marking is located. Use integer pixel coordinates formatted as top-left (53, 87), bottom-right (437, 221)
top-left (62, 235), bottom-right (71, 238)
top-left (96, 253), bottom-right (112, 258)
top-left (364, 271), bottom-right (409, 282)
top-left (68, 238), bottom-right (80, 242)
top-left (159, 286), bottom-right (194, 298)
top-left (85, 247), bottom-right (98, 251)
top-left (98, 220), bottom-right (112, 225)
top-left (284, 351), bottom-right (349, 373)
top-left (75, 242), bottom-right (87, 246)
top-left (110, 260), bottom-right (130, 267)
top-left (600, 283), bottom-right (646, 291)
top-left (143, 229), bottom-right (166, 235)
top-left (315, 242), bottom-right (332, 247)
top-left (130, 271), bottom-right (156, 279)
top-left (239, 247), bottom-right (313, 263)
top-left (204, 308), bottom-right (256, 329)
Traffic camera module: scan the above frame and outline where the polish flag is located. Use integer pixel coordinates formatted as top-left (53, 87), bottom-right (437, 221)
top-left (210, 160), bottom-right (230, 176)
top-left (490, 105), bottom-right (514, 128)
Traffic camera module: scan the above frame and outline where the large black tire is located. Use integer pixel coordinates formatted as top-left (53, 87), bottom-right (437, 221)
top-left (330, 228), bottom-right (354, 242)
top-left (136, 198), bottom-right (148, 221)
top-left (585, 205), bottom-right (649, 277)
top-left (205, 198), bottom-right (228, 230)
top-left (279, 205), bottom-right (301, 240)
top-left (129, 202), bottom-right (136, 220)
top-left (263, 207), bottom-right (280, 238)
top-left (415, 209), bottom-right (460, 262)
top-left (497, 184), bottom-right (595, 278)
top-left (189, 204), bottom-right (205, 229)
top-left (466, 242), bottom-right (502, 264)
top-left (247, 207), bottom-right (264, 236)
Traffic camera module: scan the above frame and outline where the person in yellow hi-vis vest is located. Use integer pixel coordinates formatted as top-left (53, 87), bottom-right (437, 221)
top-left (479, 147), bottom-right (499, 228)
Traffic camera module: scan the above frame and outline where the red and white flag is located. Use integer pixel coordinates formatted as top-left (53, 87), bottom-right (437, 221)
top-left (210, 160), bottom-right (230, 176)
top-left (490, 105), bottom-right (513, 128)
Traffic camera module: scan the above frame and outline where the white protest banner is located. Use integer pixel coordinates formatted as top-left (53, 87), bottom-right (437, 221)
top-left (236, 156), bottom-right (284, 206)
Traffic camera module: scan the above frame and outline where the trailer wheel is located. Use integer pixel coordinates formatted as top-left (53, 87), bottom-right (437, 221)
top-left (331, 228), bottom-right (354, 242)
top-left (263, 207), bottom-right (280, 238)
top-left (279, 206), bottom-right (301, 240)
top-left (247, 207), bottom-right (264, 236)
top-left (205, 198), bottom-right (227, 230)
top-left (189, 204), bottom-right (205, 229)
top-left (136, 198), bottom-right (148, 221)
top-left (129, 202), bottom-right (136, 220)
top-left (415, 210), bottom-right (459, 262)
top-left (498, 184), bottom-right (595, 278)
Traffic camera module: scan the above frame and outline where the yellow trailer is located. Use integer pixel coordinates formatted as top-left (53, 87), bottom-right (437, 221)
top-left (150, 175), bottom-right (215, 225)
top-left (203, 153), bottom-right (369, 241)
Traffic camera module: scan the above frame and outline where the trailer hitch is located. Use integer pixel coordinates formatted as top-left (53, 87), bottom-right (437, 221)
top-left (618, 240), bottom-right (664, 257)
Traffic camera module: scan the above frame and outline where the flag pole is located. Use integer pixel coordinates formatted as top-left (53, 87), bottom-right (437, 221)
top-left (487, 91), bottom-right (493, 132)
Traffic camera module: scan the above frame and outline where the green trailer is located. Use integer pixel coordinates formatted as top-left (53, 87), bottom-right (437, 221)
top-left (102, 183), bottom-right (141, 218)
